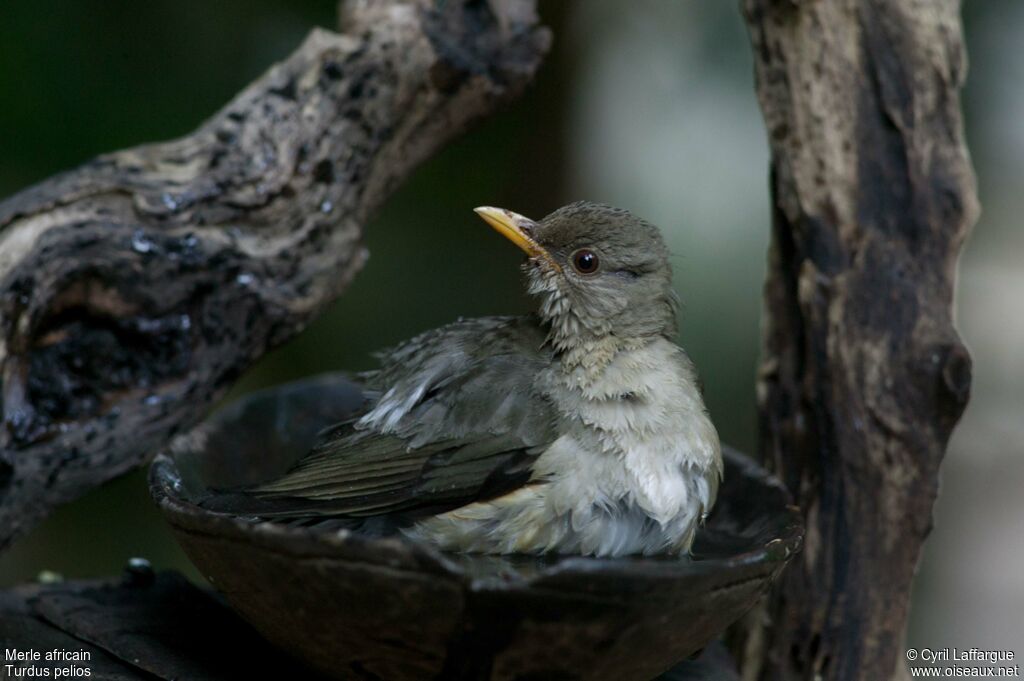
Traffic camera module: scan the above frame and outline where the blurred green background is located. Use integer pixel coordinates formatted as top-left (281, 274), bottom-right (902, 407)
top-left (1, 0), bottom-right (1021, 653)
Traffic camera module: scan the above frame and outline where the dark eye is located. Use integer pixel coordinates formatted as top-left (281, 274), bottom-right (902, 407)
top-left (571, 249), bottom-right (599, 274)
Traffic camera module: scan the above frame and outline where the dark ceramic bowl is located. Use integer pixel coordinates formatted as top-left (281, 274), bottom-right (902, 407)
top-left (150, 374), bottom-right (802, 681)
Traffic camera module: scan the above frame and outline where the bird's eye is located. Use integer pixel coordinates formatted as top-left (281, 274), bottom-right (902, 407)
top-left (571, 249), bottom-right (599, 274)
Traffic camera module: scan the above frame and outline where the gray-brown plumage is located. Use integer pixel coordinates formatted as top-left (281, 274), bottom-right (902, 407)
top-left (244, 202), bottom-right (722, 557)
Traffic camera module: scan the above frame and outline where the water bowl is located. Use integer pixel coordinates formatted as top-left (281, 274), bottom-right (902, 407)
top-left (150, 374), bottom-right (802, 680)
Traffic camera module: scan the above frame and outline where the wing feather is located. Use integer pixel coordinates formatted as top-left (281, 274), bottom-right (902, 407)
top-left (245, 316), bottom-right (555, 521)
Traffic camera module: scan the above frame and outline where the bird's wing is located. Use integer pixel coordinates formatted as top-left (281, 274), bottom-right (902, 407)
top-left (246, 316), bottom-right (556, 519)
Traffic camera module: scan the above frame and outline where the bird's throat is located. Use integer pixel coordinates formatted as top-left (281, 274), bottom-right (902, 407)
top-left (556, 333), bottom-right (648, 382)
top-left (525, 264), bottom-right (654, 381)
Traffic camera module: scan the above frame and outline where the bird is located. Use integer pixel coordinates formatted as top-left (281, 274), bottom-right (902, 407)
top-left (240, 201), bottom-right (722, 557)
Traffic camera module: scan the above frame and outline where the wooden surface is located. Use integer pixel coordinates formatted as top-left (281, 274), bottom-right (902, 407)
top-left (0, 0), bottom-right (549, 551)
top-left (740, 1), bottom-right (979, 679)
top-left (1, 568), bottom-right (331, 680)
top-left (0, 567), bottom-right (738, 681)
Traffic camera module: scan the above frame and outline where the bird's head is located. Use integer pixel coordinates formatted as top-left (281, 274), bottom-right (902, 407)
top-left (475, 201), bottom-right (677, 351)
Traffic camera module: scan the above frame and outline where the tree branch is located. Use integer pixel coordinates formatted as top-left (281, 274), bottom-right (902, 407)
top-left (0, 0), bottom-right (549, 550)
top-left (741, 0), bottom-right (978, 679)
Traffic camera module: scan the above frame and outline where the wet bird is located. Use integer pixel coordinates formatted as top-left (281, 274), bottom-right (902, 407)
top-left (245, 202), bottom-right (722, 557)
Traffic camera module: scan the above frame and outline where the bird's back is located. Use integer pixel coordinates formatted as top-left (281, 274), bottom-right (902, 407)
top-left (242, 315), bottom-right (557, 525)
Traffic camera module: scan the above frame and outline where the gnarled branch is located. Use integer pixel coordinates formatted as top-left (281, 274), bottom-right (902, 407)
top-left (0, 0), bottom-right (549, 550)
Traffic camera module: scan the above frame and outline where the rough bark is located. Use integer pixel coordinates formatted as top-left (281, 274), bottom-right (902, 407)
top-left (0, 0), bottom-right (549, 550)
top-left (741, 1), bottom-right (978, 680)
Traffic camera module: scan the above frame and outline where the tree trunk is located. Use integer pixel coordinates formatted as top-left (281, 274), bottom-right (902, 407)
top-left (740, 0), bottom-right (978, 679)
top-left (0, 0), bottom-right (549, 551)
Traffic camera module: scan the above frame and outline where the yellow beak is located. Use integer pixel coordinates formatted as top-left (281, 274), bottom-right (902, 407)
top-left (474, 206), bottom-right (559, 270)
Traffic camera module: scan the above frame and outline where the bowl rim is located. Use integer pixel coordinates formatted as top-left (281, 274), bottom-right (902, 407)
top-left (149, 376), bottom-right (804, 593)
